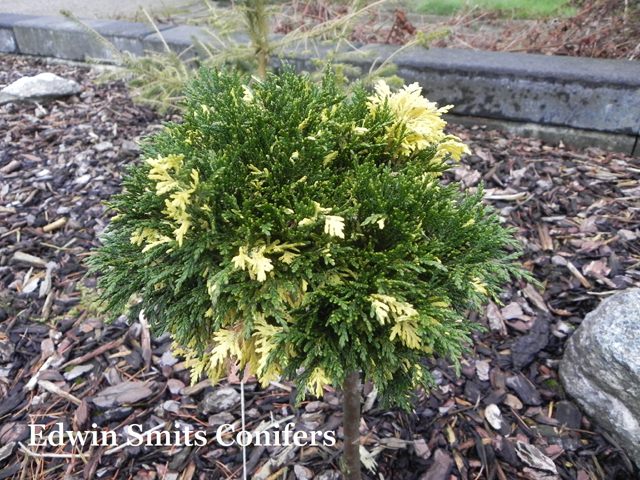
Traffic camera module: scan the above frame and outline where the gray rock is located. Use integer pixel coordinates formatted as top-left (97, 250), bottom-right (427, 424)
top-left (0, 72), bottom-right (81, 105)
top-left (559, 290), bottom-right (640, 467)
top-left (201, 387), bottom-right (240, 415)
top-left (515, 441), bottom-right (557, 473)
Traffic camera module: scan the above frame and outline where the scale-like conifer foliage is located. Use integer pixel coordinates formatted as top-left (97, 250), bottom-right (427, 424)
top-left (90, 66), bottom-right (532, 408)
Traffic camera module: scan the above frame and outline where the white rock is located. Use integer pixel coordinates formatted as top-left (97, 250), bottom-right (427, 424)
top-left (0, 442), bottom-right (14, 463)
top-left (0, 341), bottom-right (14, 363)
top-left (1, 73), bottom-right (82, 103)
top-left (294, 465), bottom-right (313, 480)
top-left (94, 141), bottom-right (113, 153)
top-left (22, 277), bottom-right (40, 294)
top-left (40, 338), bottom-right (56, 360)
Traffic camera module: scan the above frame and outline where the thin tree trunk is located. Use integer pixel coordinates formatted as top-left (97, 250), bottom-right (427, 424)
top-left (343, 369), bottom-right (361, 480)
top-left (245, 0), bottom-right (269, 79)
top-left (257, 49), bottom-right (268, 79)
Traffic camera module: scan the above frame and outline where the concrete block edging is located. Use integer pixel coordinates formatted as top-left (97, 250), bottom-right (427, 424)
top-left (1, 12), bottom-right (639, 156)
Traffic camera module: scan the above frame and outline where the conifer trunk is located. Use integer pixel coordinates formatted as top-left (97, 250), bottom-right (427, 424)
top-left (245, 0), bottom-right (269, 79)
top-left (257, 49), bottom-right (268, 79)
top-left (343, 369), bottom-right (361, 480)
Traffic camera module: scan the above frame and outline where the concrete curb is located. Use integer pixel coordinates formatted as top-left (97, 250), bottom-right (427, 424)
top-left (1, 12), bottom-right (639, 156)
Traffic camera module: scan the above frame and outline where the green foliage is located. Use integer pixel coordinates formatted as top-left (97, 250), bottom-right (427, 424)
top-left (89, 66), bottom-right (533, 408)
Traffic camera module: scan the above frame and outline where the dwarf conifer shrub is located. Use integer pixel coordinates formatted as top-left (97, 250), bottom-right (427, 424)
top-left (91, 65), bottom-right (530, 411)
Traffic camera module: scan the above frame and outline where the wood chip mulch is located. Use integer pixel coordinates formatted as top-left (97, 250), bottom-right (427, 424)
top-left (273, 0), bottom-right (640, 60)
top-left (427, 0), bottom-right (640, 61)
top-left (1, 54), bottom-right (639, 480)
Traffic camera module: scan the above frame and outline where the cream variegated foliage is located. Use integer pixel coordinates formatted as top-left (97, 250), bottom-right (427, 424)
top-left (471, 277), bottom-right (489, 295)
top-left (298, 202), bottom-right (342, 237)
top-left (147, 153), bottom-right (184, 195)
top-left (324, 215), bottom-right (345, 238)
top-left (308, 367), bottom-right (331, 398)
top-left (368, 294), bottom-right (423, 349)
top-left (133, 154), bottom-right (200, 248)
top-left (369, 294), bottom-right (418, 325)
top-left (176, 315), bottom-right (286, 388)
top-left (231, 241), bottom-right (303, 282)
top-left (130, 227), bottom-right (172, 253)
top-left (253, 316), bottom-right (283, 381)
top-left (434, 136), bottom-right (471, 162)
top-left (367, 81), bottom-right (470, 161)
top-left (369, 294), bottom-right (448, 352)
top-left (232, 245), bottom-right (274, 282)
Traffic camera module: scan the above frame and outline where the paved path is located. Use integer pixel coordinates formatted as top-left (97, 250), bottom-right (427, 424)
top-left (0, 0), bottom-right (196, 20)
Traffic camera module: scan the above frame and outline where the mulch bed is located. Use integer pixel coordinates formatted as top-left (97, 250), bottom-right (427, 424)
top-left (426, 0), bottom-right (640, 61)
top-left (1, 53), bottom-right (639, 480)
top-left (272, 0), bottom-right (640, 60)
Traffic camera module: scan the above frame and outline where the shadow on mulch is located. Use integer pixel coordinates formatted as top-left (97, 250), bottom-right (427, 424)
top-left (0, 54), bottom-right (639, 480)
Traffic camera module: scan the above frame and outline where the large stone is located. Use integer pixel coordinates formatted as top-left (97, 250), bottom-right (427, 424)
top-left (0, 73), bottom-right (82, 104)
top-left (559, 290), bottom-right (640, 467)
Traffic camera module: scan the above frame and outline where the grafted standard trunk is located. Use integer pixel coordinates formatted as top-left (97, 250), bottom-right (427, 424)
top-left (343, 369), bottom-right (361, 480)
